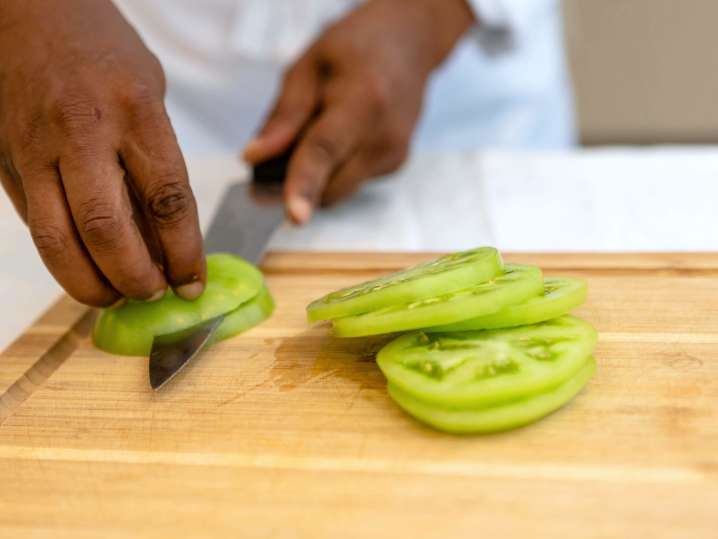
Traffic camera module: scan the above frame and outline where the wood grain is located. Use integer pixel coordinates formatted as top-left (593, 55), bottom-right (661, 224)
top-left (0, 251), bottom-right (717, 538)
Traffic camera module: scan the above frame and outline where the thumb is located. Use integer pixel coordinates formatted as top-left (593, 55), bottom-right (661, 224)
top-left (243, 53), bottom-right (320, 164)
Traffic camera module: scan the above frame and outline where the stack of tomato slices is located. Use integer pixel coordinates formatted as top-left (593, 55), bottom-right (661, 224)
top-left (93, 253), bottom-right (275, 356)
top-left (307, 247), bottom-right (597, 434)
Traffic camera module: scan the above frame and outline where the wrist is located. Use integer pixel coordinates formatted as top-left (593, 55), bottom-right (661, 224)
top-left (411, 0), bottom-right (475, 68)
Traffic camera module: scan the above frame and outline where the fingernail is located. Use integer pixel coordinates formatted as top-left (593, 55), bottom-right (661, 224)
top-left (176, 281), bottom-right (204, 300)
top-left (288, 196), bottom-right (313, 225)
top-left (146, 289), bottom-right (166, 302)
top-left (109, 298), bottom-right (127, 309)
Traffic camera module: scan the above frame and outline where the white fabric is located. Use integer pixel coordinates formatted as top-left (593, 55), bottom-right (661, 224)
top-left (112, 0), bottom-right (574, 155)
top-left (468, 0), bottom-right (561, 42)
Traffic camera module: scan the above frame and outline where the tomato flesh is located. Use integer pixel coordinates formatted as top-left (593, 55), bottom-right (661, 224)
top-left (430, 276), bottom-right (587, 332)
top-left (211, 285), bottom-right (275, 344)
top-left (388, 356), bottom-right (595, 434)
top-left (376, 315), bottom-right (597, 407)
top-left (307, 247), bottom-right (503, 322)
top-left (332, 264), bottom-right (543, 338)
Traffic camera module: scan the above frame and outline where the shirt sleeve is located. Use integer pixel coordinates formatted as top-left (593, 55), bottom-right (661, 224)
top-left (466, 0), bottom-right (559, 43)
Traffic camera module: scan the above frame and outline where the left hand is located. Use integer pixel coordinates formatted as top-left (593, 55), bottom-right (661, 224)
top-left (243, 0), bottom-right (475, 224)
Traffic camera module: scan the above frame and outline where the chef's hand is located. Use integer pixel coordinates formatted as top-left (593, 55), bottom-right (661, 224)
top-left (0, 0), bottom-right (206, 307)
top-left (243, 0), bottom-right (474, 224)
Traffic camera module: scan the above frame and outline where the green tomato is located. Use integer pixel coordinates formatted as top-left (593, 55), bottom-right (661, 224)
top-left (332, 264), bottom-right (543, 338)
top-left (376, 315), bottom-right (597, 407)
top-left (211, 285), bottom-right (275, 344)
top-left (93, 253), bottom-right (264, 356)
top-left (430, 277), bottom-right (587, 332)
top-left (387, 356), bottom-right (595, 434)
top-left (306, 247), bottom-right (503, 322)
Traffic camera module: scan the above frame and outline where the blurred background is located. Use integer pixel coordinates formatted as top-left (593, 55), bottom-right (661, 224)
top-left (1, 0), bottom-right (718, 349)
top-left (564, 0), bottom-right (718, 145)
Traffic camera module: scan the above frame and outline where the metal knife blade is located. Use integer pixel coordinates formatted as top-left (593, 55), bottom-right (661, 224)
top-left (149, 316), bottom-right (224, 390)
top-left (148, 151), bottom-right (290, 390)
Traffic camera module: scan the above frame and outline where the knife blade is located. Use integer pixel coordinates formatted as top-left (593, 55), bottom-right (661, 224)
top-left (148, 151), bottom-right (290, 390)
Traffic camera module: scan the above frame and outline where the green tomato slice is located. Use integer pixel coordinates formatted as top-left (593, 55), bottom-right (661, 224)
top-left (376, 315), bottom-right (597, 407)
top-left (211, 285), bottom-right (275, 344)
top-left (332, 264), bottom-right (543, 338)
top-left (430, 277), bottom-right (587, 332)
top-left (93, 253), bottom-right (264, 356)
top-left (307, 247), bottom-right (503, 322)
top-left (387, 356), bottom-right (596, 434)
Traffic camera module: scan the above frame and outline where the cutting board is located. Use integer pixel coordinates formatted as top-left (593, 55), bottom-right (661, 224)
top-left (1, 252), bottom-right (717, 538)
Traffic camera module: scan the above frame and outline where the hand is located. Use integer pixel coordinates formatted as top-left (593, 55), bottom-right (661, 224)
top-left (0, 0), bottom-right (206, 307)
top-left (243, 0), bottom-right (474, 224)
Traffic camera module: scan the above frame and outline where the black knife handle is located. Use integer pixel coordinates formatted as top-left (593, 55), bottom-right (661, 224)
top-left (251, 145), bottom-right (294, 186)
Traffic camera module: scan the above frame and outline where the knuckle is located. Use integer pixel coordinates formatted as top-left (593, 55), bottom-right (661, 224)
top-left (62, 136), bottom-right (100, 160)
top-left (129, 109), bottom-right (170, 141)
top-left (120, 80), bottom-right (162, 112)
top-left (145, 180), bottom-right (194, 226)
top-left (16, 112), bottom-right (44, 153)
top-left (50, 94), bottom-right (100, 132)
top-left (76, 199), bottom-right (123, 251)
top-left (306, 134), bottom-right (340, 165)
top-left (30, 221), bottom-right (69, 261)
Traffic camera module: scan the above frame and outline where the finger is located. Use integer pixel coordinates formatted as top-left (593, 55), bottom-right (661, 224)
top-left (126, 178), bottom-right (164, 266)
top-left (59, 145), bottom-right (167, 301)
top-left (243, 53), bottom-right (320, 164)
top-left (19, 162), bottom-right (120, 307)
top-left (320, 153), bottom-right (369, 207)
top-left (0, 157), bottom-right (27, 220)
top-left (283, 94), bottom-right (375, 224)
top-left (322, 141), bottom-right (410, 207)
top-left (121, 106), bottom-right (206, 300)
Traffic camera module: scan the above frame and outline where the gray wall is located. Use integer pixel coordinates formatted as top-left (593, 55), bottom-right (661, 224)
top-left (564, 1), bottom-right (718, 144)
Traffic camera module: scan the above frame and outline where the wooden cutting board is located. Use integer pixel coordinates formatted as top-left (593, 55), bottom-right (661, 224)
top-left (1, 252), bottom-right (717, 538)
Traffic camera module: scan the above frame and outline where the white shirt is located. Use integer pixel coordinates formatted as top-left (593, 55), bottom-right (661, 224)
top-left (113, 0), bottom-right (575, 157)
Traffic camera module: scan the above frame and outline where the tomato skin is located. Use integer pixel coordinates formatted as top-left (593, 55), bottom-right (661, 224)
top-left (387, 356), bottom-right (595, 434)
top-left (307, 247), bottom-right (503, 322)
top-left (93, 253), bottom-right (266, 356)
top-left (211, 286), bottom-right (274, 344)
top-left (332, 264), bottom-right (544, 338)
top-left (429, 277), bottom-right (587, 332)
top-left (376, 316), bottom-right (597, 408)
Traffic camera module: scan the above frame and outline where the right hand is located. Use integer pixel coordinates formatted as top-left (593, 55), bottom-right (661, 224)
top-left (0, 0), bottom-right (206, 307)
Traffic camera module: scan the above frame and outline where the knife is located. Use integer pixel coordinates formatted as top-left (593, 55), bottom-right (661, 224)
top-left (148, 151), bottom-right (290, 390)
